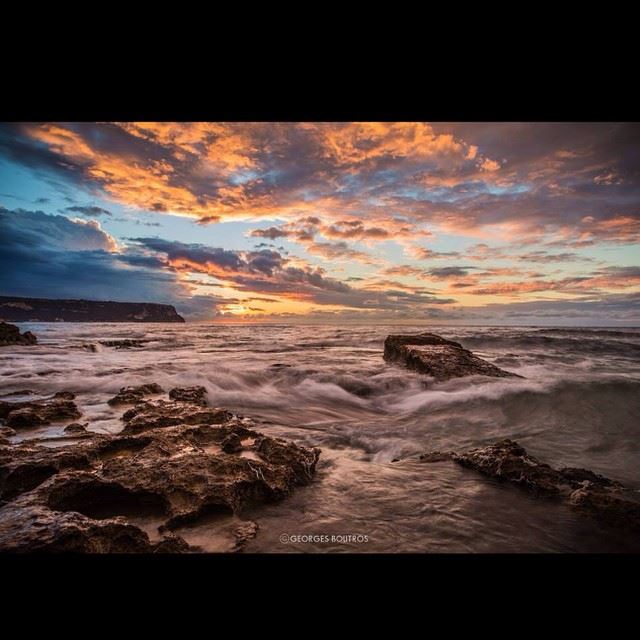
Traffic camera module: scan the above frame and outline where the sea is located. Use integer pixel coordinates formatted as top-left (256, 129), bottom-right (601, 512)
top-left (2, 323), bottom-right (639, 552)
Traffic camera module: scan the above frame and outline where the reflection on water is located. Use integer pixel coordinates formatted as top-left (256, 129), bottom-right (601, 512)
top-left (1, 323), bottom-right (639, 552)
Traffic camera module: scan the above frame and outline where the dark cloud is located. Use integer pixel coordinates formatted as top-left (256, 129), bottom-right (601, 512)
top-left (66, 205), bottom-right (112, 217)
top-left (428, 266), bottom-right (476, 278)
top-left (0, 207), bottom-right (214, 318)
top-left (249, 227), bottom-right (290, 240)
top-left (517, 251), bottom-right (593, 263)
top-left (130, 237), bottom-right (453, 310)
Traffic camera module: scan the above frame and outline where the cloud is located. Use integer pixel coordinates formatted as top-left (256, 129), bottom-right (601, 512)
top-left (129, 237), bottom-right (454, 311)
top-left (428, 266), bottom-right (476, 278)
top-left (0, 207), bottom-right (219, 318)
top-left (1, 122), bottom-right (639, 324)
top-left (65, 205), bottom-right (112, 217)
top-left (249, 226), bottom-right (290, 240)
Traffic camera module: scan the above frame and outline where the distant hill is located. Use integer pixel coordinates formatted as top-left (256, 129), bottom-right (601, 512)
top-left (0, 296), bottom-right (185, 323)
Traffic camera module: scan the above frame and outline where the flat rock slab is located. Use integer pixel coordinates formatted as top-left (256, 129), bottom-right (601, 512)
top-left (384, 332), bottom-right (521, 381)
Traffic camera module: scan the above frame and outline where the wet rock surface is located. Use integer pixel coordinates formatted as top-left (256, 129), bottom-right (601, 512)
top-left (107, 383), bottom-right (164, 406)
top-left (64, 423), bottom-right (88, 435)
top-left (121, 398), bottom-right (233, 434)
top-left (1, 392), bottom-right (82, 430)
top-left (0, 322), bottom-right (37, 347)
top-left (384, 332), bottom-right (521, 381)
top-left (0, 385), bottom-right (321, 552)
top-left (168, 386), bottom-right (207, 405)
top-left (447, 439), bottom-right (640, 532)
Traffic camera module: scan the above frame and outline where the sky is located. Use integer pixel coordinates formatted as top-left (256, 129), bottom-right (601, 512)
top-left (0, 122), bottom-right (638, 325)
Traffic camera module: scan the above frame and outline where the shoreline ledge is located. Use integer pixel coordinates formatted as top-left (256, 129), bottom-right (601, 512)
top-left (383, 332), bottom-right (522, 381)
top-left (0, 385), bottom-right (320, 553)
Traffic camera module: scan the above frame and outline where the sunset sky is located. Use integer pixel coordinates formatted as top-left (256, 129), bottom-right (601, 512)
top-left (1, 122), bottom-right (638, 324)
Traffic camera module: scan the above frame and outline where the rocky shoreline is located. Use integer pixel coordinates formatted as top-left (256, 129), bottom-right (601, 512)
top-left (0, 383), bottom-right (320, 552)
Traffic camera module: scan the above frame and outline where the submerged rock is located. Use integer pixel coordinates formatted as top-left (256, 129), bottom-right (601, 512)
top-left (418, 451), bottom-right (453, 463)
top-left (450, 439), bottom-right (640, 532)
top-left (384, 332), bottom-right (521, 381)
top-left (107, 383), bottom-right (164, 406)
top-left (99, 339), bottom-right (147, 349)
top-left (64, 423), bottom-right (88, 435)
top-left (1, 393), bottom-right (82, 430)
top-left (0, 322), bottom-right (37, 347)
top-left (168, 386), bottom-right (207, 406)
top-left (0, 401), bottom-right (321, 552)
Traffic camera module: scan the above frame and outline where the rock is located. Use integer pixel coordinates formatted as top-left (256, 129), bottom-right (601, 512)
top-left (169, 386), bottom-right (207, 405)
top-left (107, 383), bottom-right (164, 406)
top-left (418, 451), bottom-right (452, 463)
top-left (451, 439), bottom-right (640, 532)
top-left (221, 433), bottom-right (243, 453)
top-left (99, 339), bottom-right (147, 349)
top-left (0, 427), bottom-right (16, 438)
top-left (0, 491), bottom-right (192, 553)
top-left (232, 521), bottom-right (258, 552)
top-left (3, 394), bottom-right (82, 430)
top-left (53, 391), bottom-right (76, 400)
top-left (121, 400), bottom-right (232, 434)
top-left (82, 343), bottom-right (98, 352)
top-left (383, 332), bottom-right (522, 381)
top-left (0, 322), bottom-right (37, 347)
top-left (64, 423), bottom-right (88, 435)
top-left (0, 444), bottom-right (93, 502)
top-left (0, 408), bottom-right (321, 552)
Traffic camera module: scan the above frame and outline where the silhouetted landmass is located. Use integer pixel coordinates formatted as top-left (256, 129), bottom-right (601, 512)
top-left (0, 296), bottom-right (185, 323)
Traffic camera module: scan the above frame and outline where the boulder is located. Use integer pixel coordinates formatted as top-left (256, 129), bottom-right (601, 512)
top-left (384, 332), bottom-right (521, 381)
top-left (0, 322), bottom-right (37, 347)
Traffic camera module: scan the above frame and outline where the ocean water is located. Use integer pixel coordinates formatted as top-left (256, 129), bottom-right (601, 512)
top-left (2, 323), bottom-right (640, 553)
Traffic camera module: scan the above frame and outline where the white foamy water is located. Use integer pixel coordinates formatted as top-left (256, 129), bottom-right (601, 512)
top-left (2, 323), bottom-right (640, 552)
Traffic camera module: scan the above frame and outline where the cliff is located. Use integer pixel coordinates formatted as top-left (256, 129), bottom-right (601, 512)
top-left (0, 296), bottom-right (185, 323)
